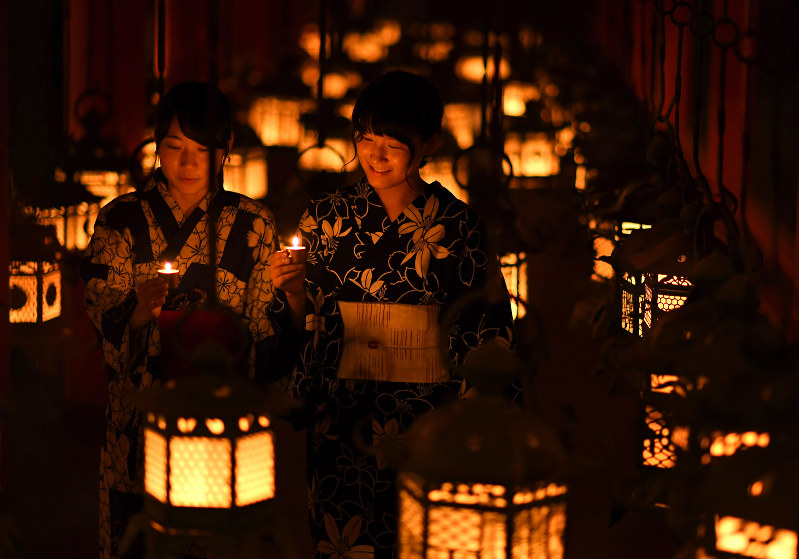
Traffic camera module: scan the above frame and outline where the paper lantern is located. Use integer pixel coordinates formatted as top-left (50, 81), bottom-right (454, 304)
top-left (226, 146), bottom-right (268, 200)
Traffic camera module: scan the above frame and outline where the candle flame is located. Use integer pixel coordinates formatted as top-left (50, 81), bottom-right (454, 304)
top-left (292, 236), bottom-right (300, 248)
top-left (163, 261), bottom-right (172, 272)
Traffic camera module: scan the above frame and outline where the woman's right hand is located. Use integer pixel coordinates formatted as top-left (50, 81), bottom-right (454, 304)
top-left (131, 277), bottom-right (169, 331)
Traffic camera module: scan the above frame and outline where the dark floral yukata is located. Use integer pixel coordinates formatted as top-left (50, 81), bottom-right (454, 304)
top-left (82, 176), bottom-right (282, 559)
top-left (275, 178), bottom-right (514, 559)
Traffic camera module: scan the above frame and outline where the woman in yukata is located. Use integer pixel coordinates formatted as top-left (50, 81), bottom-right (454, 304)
top-left (272, 69), bottom-right (515, 558)
top-left (82, 81), bottom-right (288, 559)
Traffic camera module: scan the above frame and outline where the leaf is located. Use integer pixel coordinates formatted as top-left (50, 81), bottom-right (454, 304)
top-left (369, 280), bottom-right (384, 294)
top-left (405, 205), bottom-right (422, 223)
top-left (423, 195), bottom-right (439, 218)
top-left (398, 222), bottom-right (416, 235)
top-left (341, 515), bottom-right (364, 542)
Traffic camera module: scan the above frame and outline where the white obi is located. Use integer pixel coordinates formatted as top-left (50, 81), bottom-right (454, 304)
top-left (336, 301), bottom-right (450, 383)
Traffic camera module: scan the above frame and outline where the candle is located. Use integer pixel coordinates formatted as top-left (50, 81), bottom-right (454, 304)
top-left (158, 261), bottom-right (180, 290)
top-left (284, 236), bottom-right (308, 264)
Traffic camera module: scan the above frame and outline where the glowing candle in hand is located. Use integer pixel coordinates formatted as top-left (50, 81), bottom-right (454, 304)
top-left (284, 236), bottom-right (308, 264)
top-left (158, 261), bottom-right (180, 290)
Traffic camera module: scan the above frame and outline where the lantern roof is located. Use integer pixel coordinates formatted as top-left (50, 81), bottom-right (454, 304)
top-left (9, 221), bottom-right (61, 261)
top-left (138, 373), bottom-right (272, 420)
top-left (21, 178), bottom-right (102, 210)
top-left (401, 394), bottom-right (569, 485)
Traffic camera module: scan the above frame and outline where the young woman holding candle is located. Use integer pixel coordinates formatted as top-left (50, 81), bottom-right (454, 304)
top-left (82, 81), bottom-right (288, 559)
top-left (271, 69), bottom-right (515, 558)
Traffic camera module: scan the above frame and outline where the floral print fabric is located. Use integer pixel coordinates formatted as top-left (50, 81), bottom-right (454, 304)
top-left (82, 178), bottom-right (281, 559)
top-left (278, 178), bottom-right (514, 559)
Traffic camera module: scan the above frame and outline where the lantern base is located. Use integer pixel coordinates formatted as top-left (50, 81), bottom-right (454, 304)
top-left (122, 506), bottom-right (292, 559)
top-left (144, 496), bottom-right (274, 535)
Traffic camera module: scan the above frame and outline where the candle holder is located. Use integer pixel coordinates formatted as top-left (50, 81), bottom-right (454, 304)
top-left (158, 262), bottom-right (180, 291)
top-left (283, 237), bottom-right (307, 264)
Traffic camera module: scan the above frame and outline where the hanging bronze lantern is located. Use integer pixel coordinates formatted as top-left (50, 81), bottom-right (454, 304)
top-left (397, 354), bottom-right (569, 559)
top-left (8, 222), bottom-right (62, 324)
top-left (615, 227), bottom-right (694, 338)
top-left (142, 372), bottom-right (276, 536)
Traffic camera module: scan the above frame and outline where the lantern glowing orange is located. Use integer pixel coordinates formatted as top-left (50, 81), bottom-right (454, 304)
top-left (8, 223), bottom-right (62, 323)
top-left (142, 375), bottom-right (275, 533)
top-left (398, 373), bottom-right (569, 559)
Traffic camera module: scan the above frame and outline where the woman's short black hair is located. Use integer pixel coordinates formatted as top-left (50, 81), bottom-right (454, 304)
top-left (351, 70), bottom-right (443, 161)
top-left (154, 81), bottom-right (232, 154)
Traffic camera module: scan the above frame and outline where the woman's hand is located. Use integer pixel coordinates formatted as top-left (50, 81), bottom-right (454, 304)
top-left (272, 250), bottom-right (307, 332)
top-left (131, 277), bottom-right (169, 331)
top-left (272, 250), bottom-right (306, 297)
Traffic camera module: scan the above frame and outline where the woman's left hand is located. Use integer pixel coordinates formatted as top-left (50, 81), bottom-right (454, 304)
top-left (272, 250), bottom-right (307, 332)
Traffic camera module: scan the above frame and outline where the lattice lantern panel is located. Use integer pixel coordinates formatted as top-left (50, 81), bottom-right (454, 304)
top-left (642, 274), bottom-right (693, 336)
top-left (619, 271), bottom-right (646, 337)
top-left (641, 374), bottom-right (690, 471)
top-left (692, 433), bottom-right (799, 559)
top-left (399, 474), bottom-right (568, 559)
top-left (8, 260), bottom-right (61, 323)
top-left (143, 377), bottom-right (276, 533)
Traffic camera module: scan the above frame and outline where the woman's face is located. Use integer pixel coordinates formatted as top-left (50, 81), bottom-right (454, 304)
top-left (158, 116), bottom-right (226, 197)
top-left (355, 131), bottom-right (428, 193)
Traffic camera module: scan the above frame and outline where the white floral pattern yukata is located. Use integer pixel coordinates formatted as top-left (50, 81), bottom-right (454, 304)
top-left (82, 176), bottom-right (284, 559)
top-left (272, 178), bottom-right (515, 559)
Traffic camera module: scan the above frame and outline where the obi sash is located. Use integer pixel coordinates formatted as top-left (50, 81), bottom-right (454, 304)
top-left (337, 301), bottom-right (450, 383)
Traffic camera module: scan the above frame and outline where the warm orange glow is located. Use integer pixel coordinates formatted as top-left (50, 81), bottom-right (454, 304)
top-left (621, 272), bottom-right (644, 336)
top-left (505, 132), bottom-right (560, 178)
top-left (79, 170), bottom-right (134, 209)
top-left (443, 103), bottom-right (481, 149)
top-left (455, 55), bottom-right (511, 84)
top-left (296, 139), bottom-right (352, 171)
top-left (206, 418), bottom-right (225, 435)
top-left (292, 236), bottom-right (300, 249)
top-left (503, 82), bottom-right (540, 117)
top-left (400, 477), bottom-right (567, 559)
top-left (619, 222), bottom-right (652, 237)
top-left (25, 202), bottom-right (99, 251)
top-left (161, 261), bottom-right (173, 273)
top-left (145, 411), bottom-right (276, 512)
top-left (651, 374), bottom-right (681, 394)
top-left (235, 432), bottom-right (275, 506)
top-left (248, 96), bottom-right (307, 148)
top-left (169, 437), bottom-right (232, 508)
top-left (177, 417), bottom-right (197, 433)
top-left (592, 235), bottom-right (614, 281)
top-left (642, 405), bottom-right (678, 468)
top-left (8, 260), bottom-right (62, 323)
top-left (500, 252), bottom-right (527, 320)
top-left (226, 148), bottom-right (268, 200)
top-left (706, 431), bottom-right (770, 457)
top-left (715, 515), bottom-right (797, 559)
top-left (144, 429), bottom-right (168, 503)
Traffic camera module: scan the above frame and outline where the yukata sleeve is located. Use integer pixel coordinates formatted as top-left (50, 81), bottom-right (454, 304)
top-left (446, 210), bottom-right (515, 377)
top-left (246, 207), bottom-right (297, 384)
top-left (268, 206), bottom-right (340, 400)
top-left (81, 202), bottom-right (148, 378)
